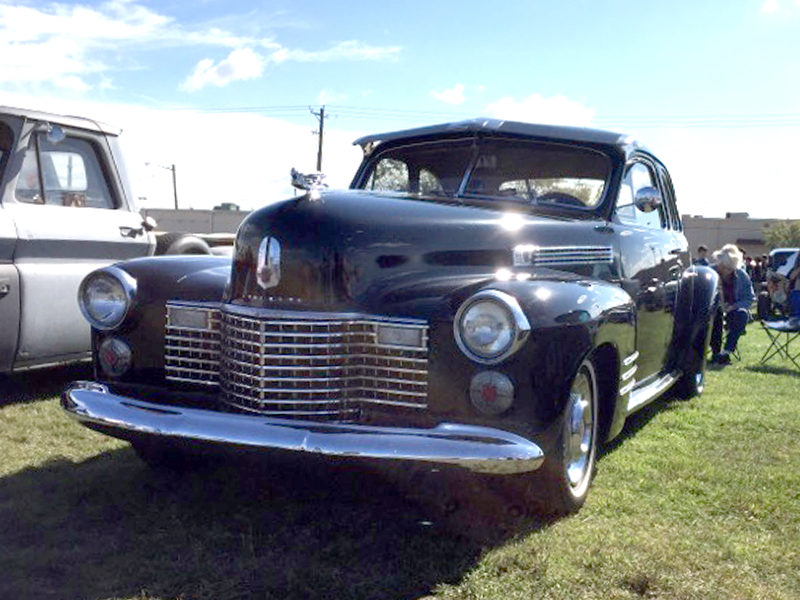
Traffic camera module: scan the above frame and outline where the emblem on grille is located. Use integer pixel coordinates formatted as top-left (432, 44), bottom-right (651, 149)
top-left (257, 237), bottom-right (281, 289)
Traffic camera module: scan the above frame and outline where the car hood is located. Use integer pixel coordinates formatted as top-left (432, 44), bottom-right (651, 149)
top-left (227, 190), bottom-right (615, 317)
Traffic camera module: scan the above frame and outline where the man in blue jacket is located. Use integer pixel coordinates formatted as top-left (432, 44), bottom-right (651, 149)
top-left (710, 244), bottom-right (756, 365)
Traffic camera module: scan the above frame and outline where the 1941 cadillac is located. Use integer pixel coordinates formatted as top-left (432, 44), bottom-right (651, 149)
top-left (62, 119), bottom-right (718, 515)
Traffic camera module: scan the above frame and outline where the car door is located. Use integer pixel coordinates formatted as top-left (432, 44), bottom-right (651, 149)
top-left (2, 116), bottom-right (153, 369)
top-left (614, 158), bottom-right (677, 381)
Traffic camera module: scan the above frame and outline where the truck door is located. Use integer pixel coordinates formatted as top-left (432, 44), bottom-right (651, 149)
top-left (4, 119), bottom-right (152, 369)
top-left (0, 121), bottom-right (20, 372)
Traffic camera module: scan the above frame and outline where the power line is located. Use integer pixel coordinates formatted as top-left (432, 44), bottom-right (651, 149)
top-left (149, 103), bottom-right (800, 128)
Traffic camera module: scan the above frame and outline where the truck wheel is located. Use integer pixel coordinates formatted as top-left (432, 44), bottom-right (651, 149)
top-left (156, 232), bottom-right (211, 255)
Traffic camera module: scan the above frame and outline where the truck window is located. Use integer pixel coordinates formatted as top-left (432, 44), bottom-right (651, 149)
top-left (15, 133), bottom-right (116, 209)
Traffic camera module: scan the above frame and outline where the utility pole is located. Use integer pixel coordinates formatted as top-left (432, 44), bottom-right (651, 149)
top-left (170, 164), bottom-right (178, 209)
top-left (311, 106), bottom-right (326, 171)
top-left (145, 162), bottom-right (179, 209)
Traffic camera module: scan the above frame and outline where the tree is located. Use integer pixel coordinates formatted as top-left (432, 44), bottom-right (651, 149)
top-left (762, 220), bottom-right (800, 250)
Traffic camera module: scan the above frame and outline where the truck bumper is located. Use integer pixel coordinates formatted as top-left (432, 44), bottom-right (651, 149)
top-left (61, 381), bottom-right (545, 474)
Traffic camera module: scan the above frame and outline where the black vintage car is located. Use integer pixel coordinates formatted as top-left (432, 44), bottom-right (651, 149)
top-left (63, 119), bottom-right (718, 515)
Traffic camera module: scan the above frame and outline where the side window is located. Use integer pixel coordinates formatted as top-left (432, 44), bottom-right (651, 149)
top-left (658, 166), bottom-right (682, 231)
top-left (0, 122), bottom-right (12, 184)
top-left (616, 162), bottom-right (663, 229)
top-left (365, 158), bottom-right (409, 192)
top-left (14, 133), bottom-right (116, 209)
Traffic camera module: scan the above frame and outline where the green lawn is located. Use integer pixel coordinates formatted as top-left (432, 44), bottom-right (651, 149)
top-left (1, 327), bottom-right (799, 600)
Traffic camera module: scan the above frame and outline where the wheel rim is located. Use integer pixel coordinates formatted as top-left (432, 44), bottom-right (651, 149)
top-left (565, 364), bottom-right (596, 494)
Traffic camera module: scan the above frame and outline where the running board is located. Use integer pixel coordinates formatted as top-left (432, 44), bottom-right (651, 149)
top-left (626, 372), bottom-right (679, 414)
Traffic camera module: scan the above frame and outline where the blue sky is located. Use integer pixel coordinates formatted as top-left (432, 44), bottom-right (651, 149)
top-left (1, 0), bottom-right (799, 217)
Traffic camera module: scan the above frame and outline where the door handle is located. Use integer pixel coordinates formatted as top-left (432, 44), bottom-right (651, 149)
top-left (119, 226), bottom-right (144, 238)
top-left (0, 280), bottom-right (10, 299)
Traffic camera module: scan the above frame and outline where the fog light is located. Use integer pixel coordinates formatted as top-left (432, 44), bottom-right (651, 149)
top-left (98, 337), bottom-right (132, 378)
top-left (469, 371), bottom-right (514, 415)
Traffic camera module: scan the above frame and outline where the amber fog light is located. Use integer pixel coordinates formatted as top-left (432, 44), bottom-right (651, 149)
top-left (98, 337), bottom-right (132, 378)
top-left (469, 371), bottom-right (514, 415)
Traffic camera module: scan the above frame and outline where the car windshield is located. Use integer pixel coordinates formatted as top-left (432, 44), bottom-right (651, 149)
top-left (358, 137), bottom-right (611, 209)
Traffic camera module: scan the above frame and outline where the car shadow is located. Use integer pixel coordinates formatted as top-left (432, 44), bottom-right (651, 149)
top-left (0, 446), bottom-right (498, 600)
top-left (0, 362), bottom-right (93, 408)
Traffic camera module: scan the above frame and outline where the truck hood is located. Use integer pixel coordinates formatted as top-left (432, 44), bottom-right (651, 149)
top-left (228, 190), bottom-right (615, 317)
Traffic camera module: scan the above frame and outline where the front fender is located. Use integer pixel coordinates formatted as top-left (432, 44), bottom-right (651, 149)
top-left (465, 277), bottom-right (636, 433)
top-left (89, 255), bottom-right (230, 384)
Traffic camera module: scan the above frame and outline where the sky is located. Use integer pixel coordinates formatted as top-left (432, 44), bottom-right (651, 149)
top-left (1, 0), bottom-right (799, 218)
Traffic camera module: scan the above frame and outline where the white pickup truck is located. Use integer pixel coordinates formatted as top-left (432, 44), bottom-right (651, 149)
top-left (0, 105), bottom-right (158, 373)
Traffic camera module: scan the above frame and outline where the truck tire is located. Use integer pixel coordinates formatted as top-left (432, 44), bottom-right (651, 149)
top-left (156, 232), bottom-right (212, 255)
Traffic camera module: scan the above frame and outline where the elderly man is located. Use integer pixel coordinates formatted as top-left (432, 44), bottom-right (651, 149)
top-left (710, 244), bottom-right (755, 365)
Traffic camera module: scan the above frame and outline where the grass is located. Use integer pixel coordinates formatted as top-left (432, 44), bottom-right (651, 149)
top-left (1, 327), bottom-right (799, 600)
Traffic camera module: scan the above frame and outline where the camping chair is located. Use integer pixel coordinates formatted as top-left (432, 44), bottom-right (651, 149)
top-left (759, 290), bottom-right (800, 370)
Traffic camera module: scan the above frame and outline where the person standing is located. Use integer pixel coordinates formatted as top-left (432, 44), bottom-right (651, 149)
top-left (693, 244), bottom-right (710, 266)
top-left (710, 244), bottom-right (755, 365)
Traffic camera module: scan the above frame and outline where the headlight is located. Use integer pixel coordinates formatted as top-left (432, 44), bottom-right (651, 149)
top-left (78, 267), bottom-right (137, 330)
top-left (454, 290), bottom-right (530, 364)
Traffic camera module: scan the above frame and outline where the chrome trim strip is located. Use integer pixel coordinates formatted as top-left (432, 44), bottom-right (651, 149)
top-left (622, 351), bottom-right (640, 367)
top-left (621, 365), bottom-right (638, 382)
top-left (626, 372), bottom-right (679, 413)
top-left (62, 382), bottom-right (545, 474)
top-left (619, 379), bottom-right (636, 398)
top-left (513, 245), bottom-right (614, 268)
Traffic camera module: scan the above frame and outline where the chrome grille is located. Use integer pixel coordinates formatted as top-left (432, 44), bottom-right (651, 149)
top-left (220, 310), bottom-right (429, 421)
top-left (164, 301), bottom-right (430, 422)
top-left (165, 303), bottom-right (222, 386)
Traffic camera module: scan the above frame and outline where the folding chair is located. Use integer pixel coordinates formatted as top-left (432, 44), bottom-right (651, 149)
top-left (759, 290), bottom-right (800, 370)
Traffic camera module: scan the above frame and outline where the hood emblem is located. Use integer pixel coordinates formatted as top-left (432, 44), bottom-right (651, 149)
top-left (257, 237), bottom-right (281, 289)
top-left (291, 168), bottom-right (327, 201)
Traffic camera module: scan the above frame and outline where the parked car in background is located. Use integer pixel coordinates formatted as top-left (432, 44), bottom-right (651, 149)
top-left (62, 118), bottom-right (719, 515)
top-left (0, 106), bottom-right (155, 373)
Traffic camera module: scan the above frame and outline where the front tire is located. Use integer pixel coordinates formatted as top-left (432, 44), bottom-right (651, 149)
top-left (512, 358), bottom-right (599, 516)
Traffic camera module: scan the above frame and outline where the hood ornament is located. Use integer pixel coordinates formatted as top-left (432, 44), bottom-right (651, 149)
top-left (291, 168), bottom-right (328, 201)
top-left (257, 237), bottom-right (281, 290)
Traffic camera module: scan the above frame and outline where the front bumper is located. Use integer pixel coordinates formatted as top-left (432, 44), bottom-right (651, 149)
top-left (61, 381), bottom-right (545, 474)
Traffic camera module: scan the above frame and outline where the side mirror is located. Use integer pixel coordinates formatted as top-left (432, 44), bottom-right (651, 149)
top-left (142, 216), bottom-right (157, 232)
top-left (36, 122), bottom-right (66, 144)
top-left (634, 186), bottom-right (662, 213)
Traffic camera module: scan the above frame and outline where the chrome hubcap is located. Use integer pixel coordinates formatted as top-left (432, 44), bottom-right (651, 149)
top-left (565, 368), bottom-right (595, 491)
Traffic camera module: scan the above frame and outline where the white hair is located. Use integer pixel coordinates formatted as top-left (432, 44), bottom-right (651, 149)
top-left (712, 243), bottom-right (744, 271)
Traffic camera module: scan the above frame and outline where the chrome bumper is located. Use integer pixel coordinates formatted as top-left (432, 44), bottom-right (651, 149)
top-left (61, 381), bottom-right (545, 474)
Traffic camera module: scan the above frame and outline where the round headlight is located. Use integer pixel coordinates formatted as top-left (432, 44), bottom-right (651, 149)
top-left (454, 290), bottom-right (530, 363)
top-left (78, 267), bottom-right (136, 330)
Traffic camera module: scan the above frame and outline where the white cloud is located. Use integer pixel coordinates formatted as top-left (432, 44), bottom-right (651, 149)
top-left (431, 83), bottom-right (466, 105)
top-left (0, 3), bottom-right (401, 94)
top-left (182, 48), bottom-right (265, 92)
top-left (485, 94), bottom-right (596, 126)
top-left (761, 0), bottom-right (780, 13)
top-left (287, 40), bottom-right (401, 62)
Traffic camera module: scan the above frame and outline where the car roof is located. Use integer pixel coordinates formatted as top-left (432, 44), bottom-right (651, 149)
top-left (0, 105), bottom-right (121, 136)
top-left (353, 118), bottom-right (641, 150)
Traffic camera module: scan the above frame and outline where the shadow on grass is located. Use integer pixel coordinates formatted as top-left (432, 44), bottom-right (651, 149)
top-left (744, 363), bottom-right (800, 378)
top-left (0, 362), bottom-right (92, 408)
top-left (0, 447), bottom-right (490, 600)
